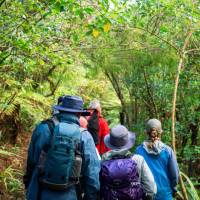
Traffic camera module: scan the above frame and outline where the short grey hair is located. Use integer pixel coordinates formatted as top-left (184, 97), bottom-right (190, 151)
top-left (146, 119), bottom-right (163, 134)
top-left (89, 99), bottom-right (101, 109)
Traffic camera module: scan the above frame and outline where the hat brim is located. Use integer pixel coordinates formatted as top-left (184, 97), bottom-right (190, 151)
top-left (53, 105), bottom-right (90, 116)
top-left (104, 132), bottom-right (135, 150)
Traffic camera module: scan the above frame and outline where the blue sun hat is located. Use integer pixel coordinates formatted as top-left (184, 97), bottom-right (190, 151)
top-left (104, 124), bottom-right (135, 150)
top-left (53, 95), bottom-right (90, 116)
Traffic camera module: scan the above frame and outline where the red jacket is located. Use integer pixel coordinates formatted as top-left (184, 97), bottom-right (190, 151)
top-left (96, 116), bottom-right (110, 155)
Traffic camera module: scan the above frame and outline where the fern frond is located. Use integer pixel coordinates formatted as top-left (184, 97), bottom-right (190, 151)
top-left (180, 171), bottom-right (200, 200)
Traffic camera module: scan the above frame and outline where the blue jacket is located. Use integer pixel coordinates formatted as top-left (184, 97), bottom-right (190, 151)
top-left (135, 140), bottom-right (179, 200)
top-left (24, 113), bottom-right (100, 200)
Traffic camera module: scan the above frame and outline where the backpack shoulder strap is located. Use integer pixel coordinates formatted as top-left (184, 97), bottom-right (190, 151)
top-left (79, 127), bottom-right (87, 153)
top-left (41, 117), bottom-right (59, 152)
top-left (51, 116), bottom-right (59, 126)
top-left (42, 116), bottom-right (59, 136)
top-left (111, 155), bottom-right (130, 159)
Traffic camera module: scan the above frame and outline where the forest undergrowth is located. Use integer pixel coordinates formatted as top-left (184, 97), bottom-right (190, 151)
top-left (0, 133), bottom-right (30, 200)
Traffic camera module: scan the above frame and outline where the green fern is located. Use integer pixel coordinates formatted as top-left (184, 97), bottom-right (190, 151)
top-left (180, 171), bottom-right (200, 200)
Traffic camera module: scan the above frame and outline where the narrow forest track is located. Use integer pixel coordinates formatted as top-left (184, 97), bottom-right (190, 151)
top-left (0, 132), bottom-right (31, 200)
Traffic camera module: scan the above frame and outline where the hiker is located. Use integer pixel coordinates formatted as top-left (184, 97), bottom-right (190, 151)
top-left (23, 95), bottom-right (100, 200)
top-left (53, 96), bottom-right (100, 161)
top-left (87, 99), bottom-right (110, 156)
top-left (136, 119), bottom-right (179, 200)
top-left (100, 124), bottom-right (157, 200)
top-left (79, 115), bottom-right (101, 161)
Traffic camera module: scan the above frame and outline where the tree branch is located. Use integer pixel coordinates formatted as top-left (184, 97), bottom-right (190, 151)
top-left (186, 48), bottom-right (200, 53)
top-left (115, 26), bottom-right (180, 54)
top-left (45, 78), bottom-right (61, 97)
top-left (135, 27), bottom-right (180, 53)
top-left (143, 67), bottom-right (158, 117)
top-left (105, 69), bottom-right (131, 127)
top-left (0, 0), bottom-right (6, 7)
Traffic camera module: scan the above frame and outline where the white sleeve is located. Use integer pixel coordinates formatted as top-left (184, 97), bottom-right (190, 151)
top-left (96, 148), bottom-right (101, 160)
top-left (132, 155), bottom-right (157, 196)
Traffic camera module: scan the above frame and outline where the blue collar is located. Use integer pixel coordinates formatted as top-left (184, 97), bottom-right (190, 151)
top-left (55, 112), bottom-right (80, 125)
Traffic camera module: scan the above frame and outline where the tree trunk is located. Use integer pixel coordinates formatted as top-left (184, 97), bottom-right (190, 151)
top-left (105, 70), bottom-right (131, 128)
top-left (171, 30), bottom-right (194, 200)
top-left (143, 68), bottom-right (158, 118)
top-left (134, 98), bottom-right (138, 123)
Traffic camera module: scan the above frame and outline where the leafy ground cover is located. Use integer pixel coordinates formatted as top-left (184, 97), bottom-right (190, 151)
top-left (0, 133), bottom-right (30, 199)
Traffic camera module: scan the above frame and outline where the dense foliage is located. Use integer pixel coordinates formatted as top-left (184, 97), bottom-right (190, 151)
top-left (0, 0), bottom-right (199, 199)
